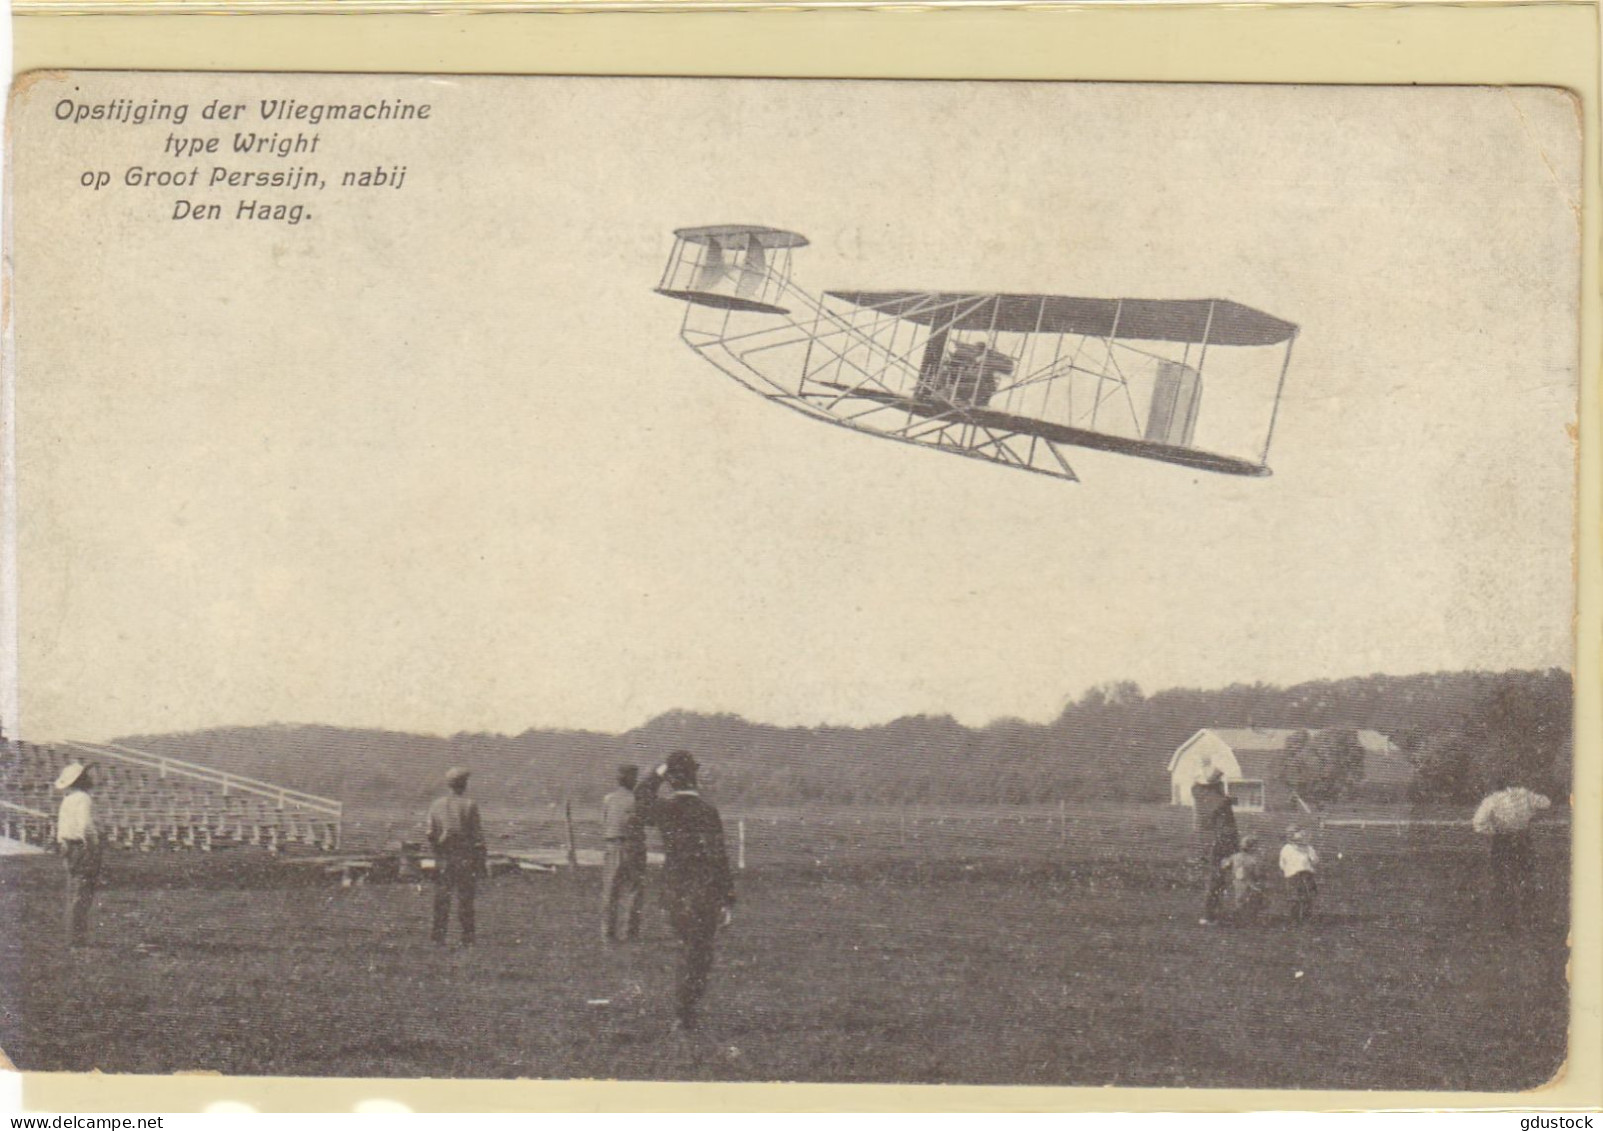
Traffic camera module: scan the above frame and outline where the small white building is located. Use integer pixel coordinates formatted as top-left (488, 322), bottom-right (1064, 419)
top-left (1168, 728), bottom-right (1298, 812)
top-left (1168, 726), bottom-right (1410, 812)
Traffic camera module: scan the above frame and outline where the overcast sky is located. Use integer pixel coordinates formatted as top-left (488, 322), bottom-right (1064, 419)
top-left (7, 77), bottom-right (1580, 741)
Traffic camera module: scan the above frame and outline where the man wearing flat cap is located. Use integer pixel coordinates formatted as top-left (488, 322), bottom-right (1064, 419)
top-left (639, 750), bottom-right (735, 1032)
top-left (427, 766), bottom-right (486, 946)
top-left (55, 762), bottom-right (102, 947)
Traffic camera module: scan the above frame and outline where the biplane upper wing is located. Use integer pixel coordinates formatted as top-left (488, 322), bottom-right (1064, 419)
top-left (825, 291), bottom-right (1297, 347)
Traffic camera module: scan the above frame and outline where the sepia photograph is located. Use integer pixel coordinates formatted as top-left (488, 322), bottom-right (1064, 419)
top-left (0, 73), bottom-right (1582, 1095)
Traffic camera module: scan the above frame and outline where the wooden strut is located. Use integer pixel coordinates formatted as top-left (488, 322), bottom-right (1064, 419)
top-left (1091, 300), bottom-right (1123, 430)
top-left (1260, 330), bottom-right (1298, 467)
top-left (564, 800), bottom-right (578, 876)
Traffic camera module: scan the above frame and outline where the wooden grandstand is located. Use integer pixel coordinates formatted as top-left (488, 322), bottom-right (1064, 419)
top-left (0, 737), bottom-right (341, 853)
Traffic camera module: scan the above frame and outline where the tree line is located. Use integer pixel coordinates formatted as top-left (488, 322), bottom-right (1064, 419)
top-left (115, 667), bottom-right (1572, 810)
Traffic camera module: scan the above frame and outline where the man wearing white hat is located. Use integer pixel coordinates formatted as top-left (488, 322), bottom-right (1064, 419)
top-left (55, 762), bottom-right (102, 947)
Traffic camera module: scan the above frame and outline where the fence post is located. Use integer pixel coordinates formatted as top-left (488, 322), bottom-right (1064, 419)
top-left (564, 800), bottom-right (578, 873)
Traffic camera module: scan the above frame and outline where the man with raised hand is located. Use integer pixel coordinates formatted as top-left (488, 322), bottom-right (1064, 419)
top-left (639, 751), bottom-right (735, 1033)
top-left (1191, 767), bottom-right (1240, 926)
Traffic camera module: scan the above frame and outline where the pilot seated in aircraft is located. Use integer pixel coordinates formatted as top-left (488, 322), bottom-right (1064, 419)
top-left (937, 340), bottom-right (1014, 408)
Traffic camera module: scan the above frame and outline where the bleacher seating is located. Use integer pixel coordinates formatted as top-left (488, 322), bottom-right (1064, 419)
top-left (0, 737), bottom-right (341, 854)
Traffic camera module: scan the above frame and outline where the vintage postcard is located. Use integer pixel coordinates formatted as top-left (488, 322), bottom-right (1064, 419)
top-left (0, 70), bottom-right (1589, 1105)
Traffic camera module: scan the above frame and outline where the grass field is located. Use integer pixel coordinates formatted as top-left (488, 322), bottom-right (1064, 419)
top-left (0, 803), bottom-right (1570, 1090)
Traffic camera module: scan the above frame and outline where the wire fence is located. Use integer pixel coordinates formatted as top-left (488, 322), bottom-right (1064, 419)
top-left (339, 800), bottom-right (1571, 869)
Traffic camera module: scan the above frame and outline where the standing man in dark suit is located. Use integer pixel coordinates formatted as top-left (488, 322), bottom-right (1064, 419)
top-left (639, 751), bottom-right (735, 1032)
top-left (427, 766), bottom-right (486, 947)
top-left (1191, 768), bottom-right (1240, 926)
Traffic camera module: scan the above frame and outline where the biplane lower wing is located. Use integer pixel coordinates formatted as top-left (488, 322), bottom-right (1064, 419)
top-left (815, 383), bottom-right (1270, 477)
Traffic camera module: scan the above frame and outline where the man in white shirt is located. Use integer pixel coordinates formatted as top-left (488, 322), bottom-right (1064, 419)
top-left (55, 762), bottom-right (102, 947)
top-left (600, 764), bottom-right (646, 943)
top-left (1472, 780), bottom-right (1552, 929)
top-left (1279, 826), bottom-right (1320, 925)
top-left (426, 766), bottom-right (486, 947)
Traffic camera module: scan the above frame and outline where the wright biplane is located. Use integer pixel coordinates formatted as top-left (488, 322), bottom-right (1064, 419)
top-left (656, 224), bottom-right (1298, 483)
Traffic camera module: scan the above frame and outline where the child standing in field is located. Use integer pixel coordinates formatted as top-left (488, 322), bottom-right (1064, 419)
top-left (1220, 835), bottom-right (1271, 923)
top-left (1280, 826), bottom-right (1319, 925)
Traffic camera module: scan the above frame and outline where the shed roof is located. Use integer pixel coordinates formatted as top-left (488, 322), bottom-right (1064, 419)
top-left (1355, 729), bottom-right (1399, 756)
top-left (1232, 749), bottom-right (1285, 782)
top-left (1205, 727), bottom-right (1300, 752)
top-left (1167, 727), bottom-right (1299, 773)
